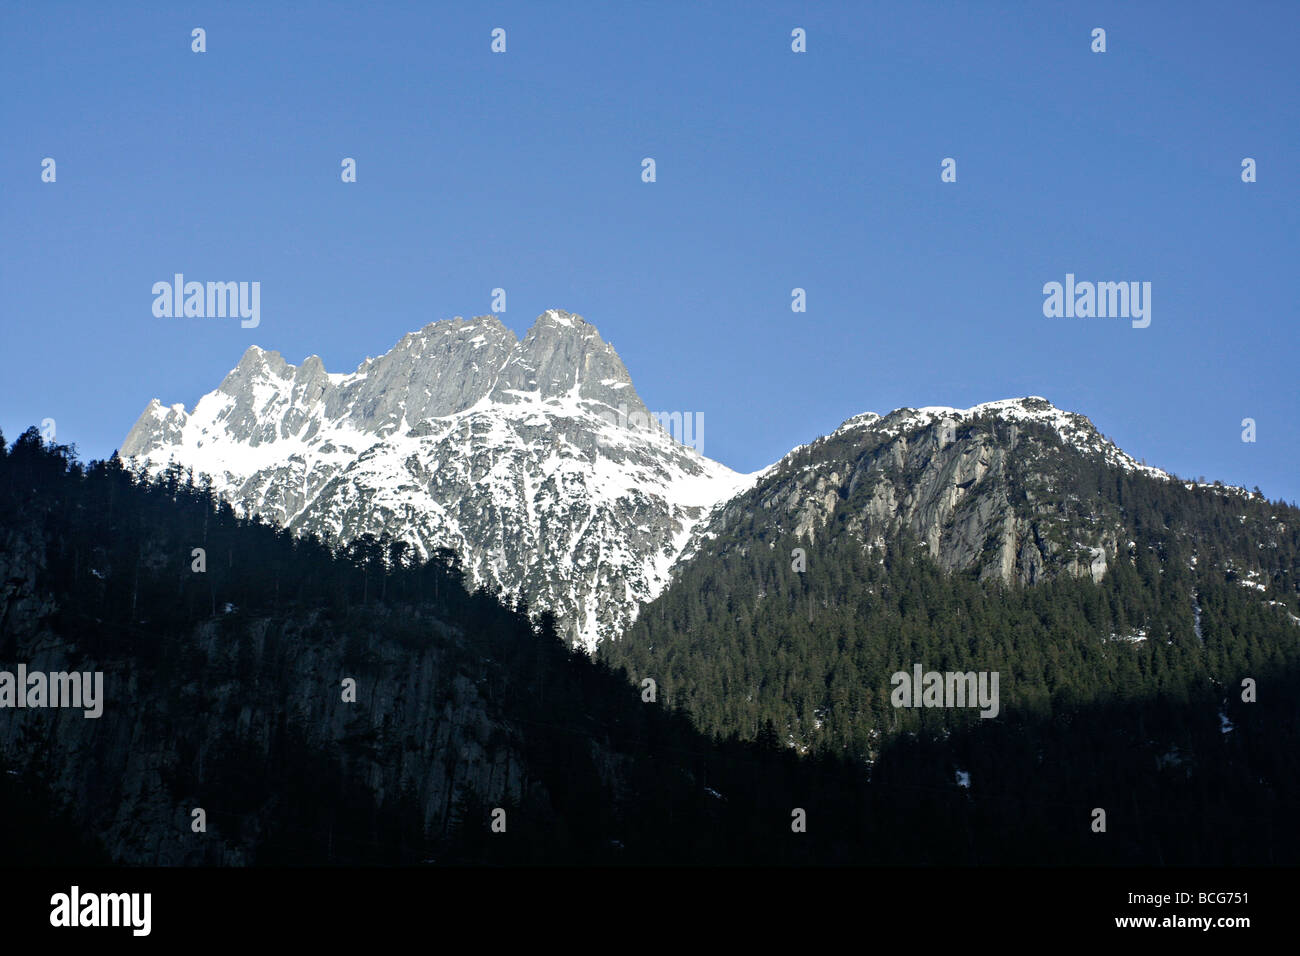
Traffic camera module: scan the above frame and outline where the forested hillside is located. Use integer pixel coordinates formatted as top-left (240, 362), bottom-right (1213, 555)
top-left (3, 426), bottom-right (1297, 865)
top-left (605, 410), bottom-right (1300, 756)
top-left (600, 415), bottom-right (1300, 863)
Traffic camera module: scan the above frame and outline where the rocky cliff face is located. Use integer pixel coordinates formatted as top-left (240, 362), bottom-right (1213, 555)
top-left (121, 310), bottom-right (756, 651)
top-left (686, 398), bottom-right (1181, 586)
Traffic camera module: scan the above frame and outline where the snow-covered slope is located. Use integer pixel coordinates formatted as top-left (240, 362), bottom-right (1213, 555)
top-left (122, 310), bottom-right (758, 650)
top-left (838, 397), bottom-right (1172, 479)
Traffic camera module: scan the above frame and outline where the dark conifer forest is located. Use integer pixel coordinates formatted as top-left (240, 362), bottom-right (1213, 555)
top-left (1, 426), bottom-right (1298, 865)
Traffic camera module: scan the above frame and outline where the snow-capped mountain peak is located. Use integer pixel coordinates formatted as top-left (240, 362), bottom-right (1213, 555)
top-left (121, 310), bottom-right (756, 650)
top-left (828, 396), bottom-right (1171, 480)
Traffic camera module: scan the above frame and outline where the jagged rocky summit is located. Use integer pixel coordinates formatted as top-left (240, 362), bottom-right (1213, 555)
top-left (122, 310), bottom-right (757, 651)
top-left (123, 311), bottom-right (1224, 649)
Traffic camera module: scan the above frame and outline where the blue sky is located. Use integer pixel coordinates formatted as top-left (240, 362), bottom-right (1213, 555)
top-left (3, 1), bottom-right (1297, 502)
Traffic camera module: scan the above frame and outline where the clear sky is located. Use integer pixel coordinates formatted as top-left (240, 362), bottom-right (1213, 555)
top-left (3, 1), bottom-right (1297, 502)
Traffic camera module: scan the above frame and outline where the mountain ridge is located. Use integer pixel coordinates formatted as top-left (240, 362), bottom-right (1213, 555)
top-left (121, 310), bottom-right (757, 650)
top-left (119, 310), bottom-right (1263, 649)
